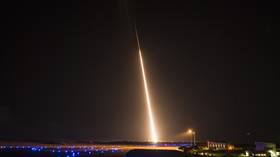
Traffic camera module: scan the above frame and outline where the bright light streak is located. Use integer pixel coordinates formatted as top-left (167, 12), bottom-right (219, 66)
top-left (138, 49), bottom-right (158, 143)
top-left (135, 26), bottom-right (158, 143)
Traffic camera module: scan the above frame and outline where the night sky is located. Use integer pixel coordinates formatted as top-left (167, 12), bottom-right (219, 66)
top-left (0, 1), bottom-right (279, 143)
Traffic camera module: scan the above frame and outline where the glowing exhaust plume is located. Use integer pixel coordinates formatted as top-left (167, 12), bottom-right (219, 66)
top-left (135, 27), bottom-right (158, 143)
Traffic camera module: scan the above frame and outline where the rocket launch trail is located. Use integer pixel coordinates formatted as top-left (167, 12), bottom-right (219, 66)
top-left (135, 26), bottom-right (159, 143)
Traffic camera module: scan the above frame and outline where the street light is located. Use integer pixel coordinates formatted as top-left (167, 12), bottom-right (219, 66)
top-left (186, 129), bottom-right (196, 146)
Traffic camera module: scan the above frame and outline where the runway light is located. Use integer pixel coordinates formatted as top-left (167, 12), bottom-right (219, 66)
top-left (245, 151), bottom-right (249, 156)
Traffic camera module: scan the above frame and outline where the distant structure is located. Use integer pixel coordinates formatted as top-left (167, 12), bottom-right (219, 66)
top-left (207, 141), bottom-right (227, 150)
top-left (207, 141), bottom-right (234, 150)
top-left (255, 142), bottom-right (276, 152)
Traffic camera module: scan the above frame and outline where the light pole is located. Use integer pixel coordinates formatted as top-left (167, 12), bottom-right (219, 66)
top-left (187, 129), bottom-right (196, 146)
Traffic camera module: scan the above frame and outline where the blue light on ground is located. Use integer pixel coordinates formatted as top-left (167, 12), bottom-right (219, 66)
top-left (0, 144), bottom-right (124, 157)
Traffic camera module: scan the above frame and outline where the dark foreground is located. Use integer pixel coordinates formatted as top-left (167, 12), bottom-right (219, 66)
top-left (0, 148), bottom-right (124, 157)
top-left (0, 144), bottom-right (183, 157)
top-left (0, 145), bottom-right (126, 157)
